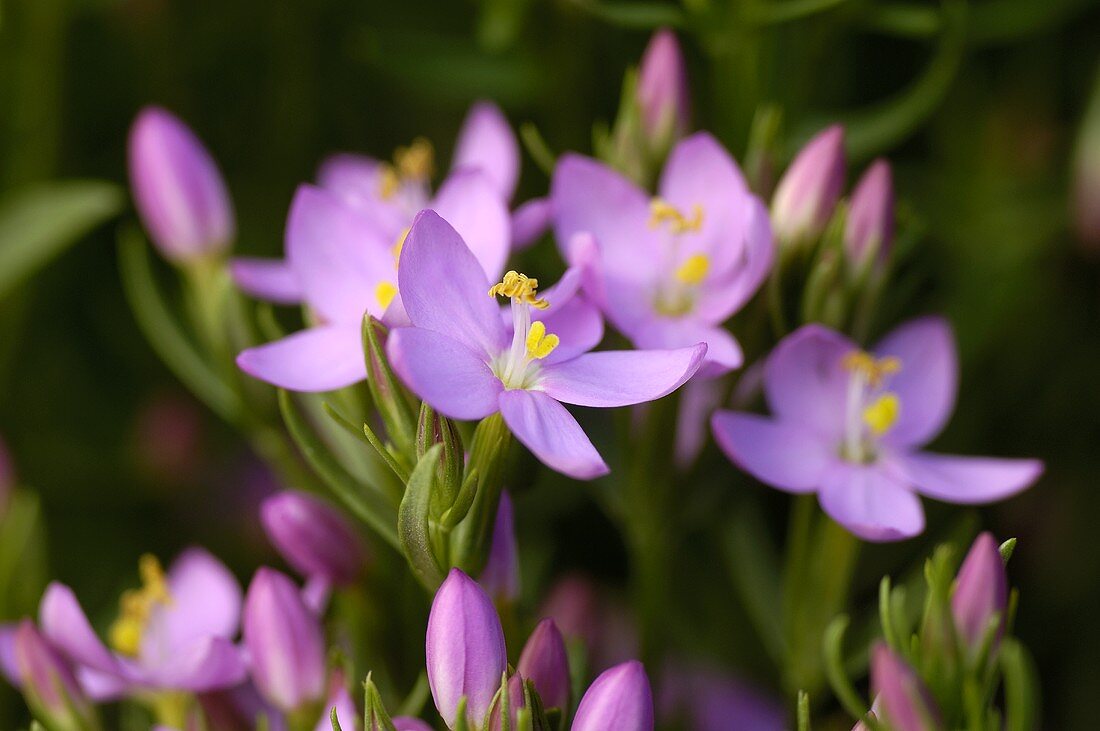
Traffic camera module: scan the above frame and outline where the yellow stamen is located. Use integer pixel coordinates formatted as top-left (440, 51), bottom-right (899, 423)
top-left (377, 164), bottom-right (400, 200)
top-left (108, 554), bottom-right (172, 657)
top-left (392, 227), bottom-right (410, 260)
top-left (842, 351), bottom-right (902, 387)
top-left (863, 393), bottom-right (901, 435)
top-left (676, 254), bottom-right (710, 285)
top-left (375, 282), bottom-right (398, 310)
top-left (395, 137), bottom-right (435, 181)
top-left (525, 320), bottom-right (559, 360)
top-left (648, 198), bottom-right (703, 234)
top-left (489, 271), bottom-right (549, 309)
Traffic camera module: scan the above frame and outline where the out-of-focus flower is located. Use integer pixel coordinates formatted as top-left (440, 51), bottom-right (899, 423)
top-left (387, 211), bottom-right (704, 480)
top-left (13, 620), bottom-right (97, 731)
top-left (712, 318), bottom-right (1043, 541)
top-left (771, 125), bottom-right (845, 244)
top-left (517, 619), bottom-right (570, 712)
top-left (39, 548), bottom-right (245, 697)
top-left (844, 159), bottom-right (894, 269)
top-left (871, 644), bottom-right (943, 731)
top-left (659, 662), bottom-right (786, 731)
top-left (243, 568), bottom-right (326, 713)
top-left (540, 574), bottom-right (640, 672)
top-left (315, 668), bottom-right (359, 731)
top-left (952, 532), bottom-right (1009, 655)
top-left (426, 569), bottom-right (507, 729)
top-left (636, 29), bottom-right (691, 150)
top-left (0, 435), bottom-right (13, 519)
top-left (479, 491), bottom-right (519, 603)
top-left (261, 491), bottom-right (367, 586)
top-left (552, 133), bottom-right (772, 377)
top-left (132, 392), bottom-right (204, 483)
top-left (1074, 71), bottom-right (1100, 248)
top-left (128, 106), bottom-right (235, 262)
top-left (392, 718), bottom-right (434, 731)
top-left (571, 660), bottom-right (654, 731)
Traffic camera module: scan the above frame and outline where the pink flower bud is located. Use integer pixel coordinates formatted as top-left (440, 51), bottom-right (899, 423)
top-left (261, 491), bottom-right (367, 585)
top-left (489, 674), bottom-right (526, 731)
top-left (479, 492), bottom-right (519, 603)
top-left (517, 619), bottom-right (570, 712)
top-left (572, 660), bottom-right (654, 731)
top-left (13, 620), bottom-right (94, 729)
top-left (870, 644), bottom-right (942, 731)
top-left (844, 159), bottom-right (894, 267)
top-left (128, 106), bottom-right (235, 263)
top-left (771, 125), bottom-right (845, 243)
top-left (637, 29), bottom-right (691, 147)
top-left (951, 532), bottom-right (1008, 654)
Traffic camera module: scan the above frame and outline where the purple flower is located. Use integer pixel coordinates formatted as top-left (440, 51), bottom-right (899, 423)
top-left (517, 619), bottom-right (570, 712)
top-left (479, 491), bottom-right (520, 603)
top-left (637, 29), bottom-right (691, 147)
top-left (387, 211), bottom-right (705, 479)
top-left (393, 718), bottom-right (434, 731)
top-left (488, 674), bottom-right (527, 731)
top-left (12, 620), bottom-right (95, 729)
top-left (315, 668), bottom-right (359, 731)
top-left (712, 318), bottom-right (1043, 541)
top-left (844, 159), bottom-right (895, 267)
top-left (572, 660), bottom-right (654, 731)
top-left (871, 644), bottom-right (943, 731)
top-left (552, 133), bottom-right (772, 377)
top-left (426, 569), bottom-right (507, 729)
top-left (771, 125), bottom-right (845, 243)
top-left (261, 491), bottom-right (367, 586)
top-left (243, 568), bottom-right (327, 713)
top-left (39, 548), bottom-right (245, 698)
top-left (128, 106), bottom-right (235, 262)
top-left (952, 532), bottom-right (1008, 655)
top-left (659, 662), bottom-right (786, 731)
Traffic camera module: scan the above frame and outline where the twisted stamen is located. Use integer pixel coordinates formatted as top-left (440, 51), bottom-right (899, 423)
top-left (489, 271), bottom-right (549, 309)
top-left (109, 555), bottom-right (172, 657)
top-left (649, 198), bottom-right (703, 234)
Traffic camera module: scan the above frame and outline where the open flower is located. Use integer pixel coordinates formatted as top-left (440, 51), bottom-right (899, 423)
top-left (37, 548), bottom-right (244, 698)
top-left (552, 132), bottom-right (772, 377)
top-left (387, 211), bottom-right (705, 480)
top-left (711, 318), bottom-right (1043, 541)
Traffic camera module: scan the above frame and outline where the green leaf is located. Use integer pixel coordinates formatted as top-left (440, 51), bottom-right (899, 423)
top-left (0, 180), bottom-right (122, 300)
top-left (567, 0), bottom-right (686, 28)
top-left (400, 444), bottom-right (447, 590)
top-left (822, 616), bottom-right (869, 721)
top-left (364, 673), bottom-right (398, 731)
top-left (724, 505), bottom-right (786, 664)
top-left (1000, 639), bottom-right (1039, 731)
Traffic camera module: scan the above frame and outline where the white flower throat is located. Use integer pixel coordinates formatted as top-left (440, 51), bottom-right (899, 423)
top-left (841, 351), bottom-right (902, 463)
top-left (489, 271), bottom-right (560, 390)
top-left (648, 198), bottom-right (710, 317)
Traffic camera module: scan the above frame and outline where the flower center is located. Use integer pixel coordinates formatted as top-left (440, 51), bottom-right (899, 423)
top-left (109, 554), bottom-right (172, 657)
top-left (840, 350), bottom-right (902, 462)
top-left (648, 198), bottom-right (709, 317)
top-left (489, 271), bottom-right (559, 389)
top-left (378, 138), bottom-right (435, 199)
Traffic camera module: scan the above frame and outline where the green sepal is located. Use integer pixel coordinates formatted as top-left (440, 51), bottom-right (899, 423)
top-left (362, 315), bottom-right (417, 456)
top-left (364, 673), bottom-right (398, 731)
top-left (399, 444), bottom-right (447, 590)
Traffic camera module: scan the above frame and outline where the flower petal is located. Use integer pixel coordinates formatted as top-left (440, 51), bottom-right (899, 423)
top-left (538, 296), bottom-right (605, 364)
top-left (874, 317), bottom-right (958, 448)
top-left (39, 583), bottom-right (121, 676)
top-left (0, 624), bottom-right (18, 687)
top-left (237, 325), bottom-right (365, 392)
top-left (711, 412), bottom-right (832, 493)
top-left (286, 185), bottom-right (395, 324)
top-left (692, 197), bottom-right (774, 323)
top-left (891, 451), bottom-right (1042, 505)
top-left (634, 320), bottom-right (742, 377)
top-left (675, 376), bottom-right (727, 469)
top-left (511, 197), bottom-right (552, 250)
top-left (387, 327), bottom-right (502, 420)
top-left (432, 169), bottom-right (511, 282)
top-left (451, 101), bottom-right (520, 200)
top-left (498, 390), bottom-right (608, 479)
top-left (316, 153), bottom-right (409, 236)
top-left (230, 258), bottom-right (303, 304)
top-left (398, 210), bottom-right (509, 355)
top-left (764, 324), bottom-right (855, 440)
top-left (144, 636), bottom-right (246, 692)
top-left (539, 344), bottom-right (706, 408)
top-left (817, 463), bottom-right (925, 542)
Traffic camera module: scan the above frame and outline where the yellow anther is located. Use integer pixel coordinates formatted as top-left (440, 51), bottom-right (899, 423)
top-left (489, 271), bottom-right (549, 309)
top-left (375, 282), bottom-right (398, 310)
top-left (525, 320), bottom-right (560, 360)
top-left (676, 254), bottom-right (710, 285)
top-left (108, 555), bottom-right (172, 657)
top-left (392, 227), bottom-right (411, 260)
top-left (648, 198), bottom-right (703, 234)
top-left (395, 137), bottom-right (435, 181)
top-left (842, 351), bottom-right (902, 387)
top-left (377, 164), bottom-right (400, 200)
top-left (863, 393), bottom-right (901, 436)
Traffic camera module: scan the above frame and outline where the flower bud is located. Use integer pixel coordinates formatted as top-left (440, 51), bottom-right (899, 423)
top-left (315, 669), bottom-right (358, 731)
top-left (128, 106), bottom-right (235, 263)
top-left (243, 568), bottom-right (326, 713)
top-left (572, 660), bottom-right (654, 731)
top-left (951, 532), bottom-right (1008, 655)
top-left (637, 29), bottom-right (690, 148)
top-left (489, 674), bottom-right (526, 731)
top-left (771, 125), bottom-right (845, 244)
top-left (261, 491), bottom-right (366, 586)
top-left (426, 569), bottom-right (507, 729)
top-left (13, 620), bottom-right (94, 730)
top-left (479, 492), bottom-right (520, 604)
top-left (517, 619), bottom-right (570, 712)
top-left (844, 159), bottom-right (894, 268)
top-left (870, 644), bottom-right (942, 731)
top-left (393, 718), bottom-right (434, 731)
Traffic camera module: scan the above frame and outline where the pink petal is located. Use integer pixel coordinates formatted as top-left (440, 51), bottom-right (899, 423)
top-left (432, 169), bottom-right (511, 282)
top-left (237, 325), bottom-right (366, 392)
top-left (764, 324), bottom-right (855, 440)
top-left (634, 320), bottom-right (742, 377)
top-left (387, 327), bottom-right (502, 420)
top-left (711, 412), bottom-right (832, 493)
top-left (692, 197), bottom-right (775, 323)
top-left (538, 296), bottom-right (605, 365)
top-left (144, 636), bottom-right (246, 692)
top-left (675, 376), bottom-right (727, 469)
top-left (316, 153), bottom-right (409, 236)
top-left (452, 101), bottom-right (520, 200)
top-left (539, 344), bottom-right (706, 408)
top-left (891, 451), bottom-right (1042, 505)
top-left (818, 463), bottom-right (925, 542)
top-left (39, 583), bottom-right (121, 676)
top-left (398, 211), bottom-right (509, 356)
top-left (511, 197), bottom-right (552, 250)
top-left (230, 258), bottom-right (303, 304)
top-left (874, 317), bottom-right (958, 448)
top-left (498, 390), bottom-right (609, 480)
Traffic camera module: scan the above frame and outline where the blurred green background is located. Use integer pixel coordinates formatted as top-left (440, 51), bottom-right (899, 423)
top-left (2, 0), bottom-right (1100, 727)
